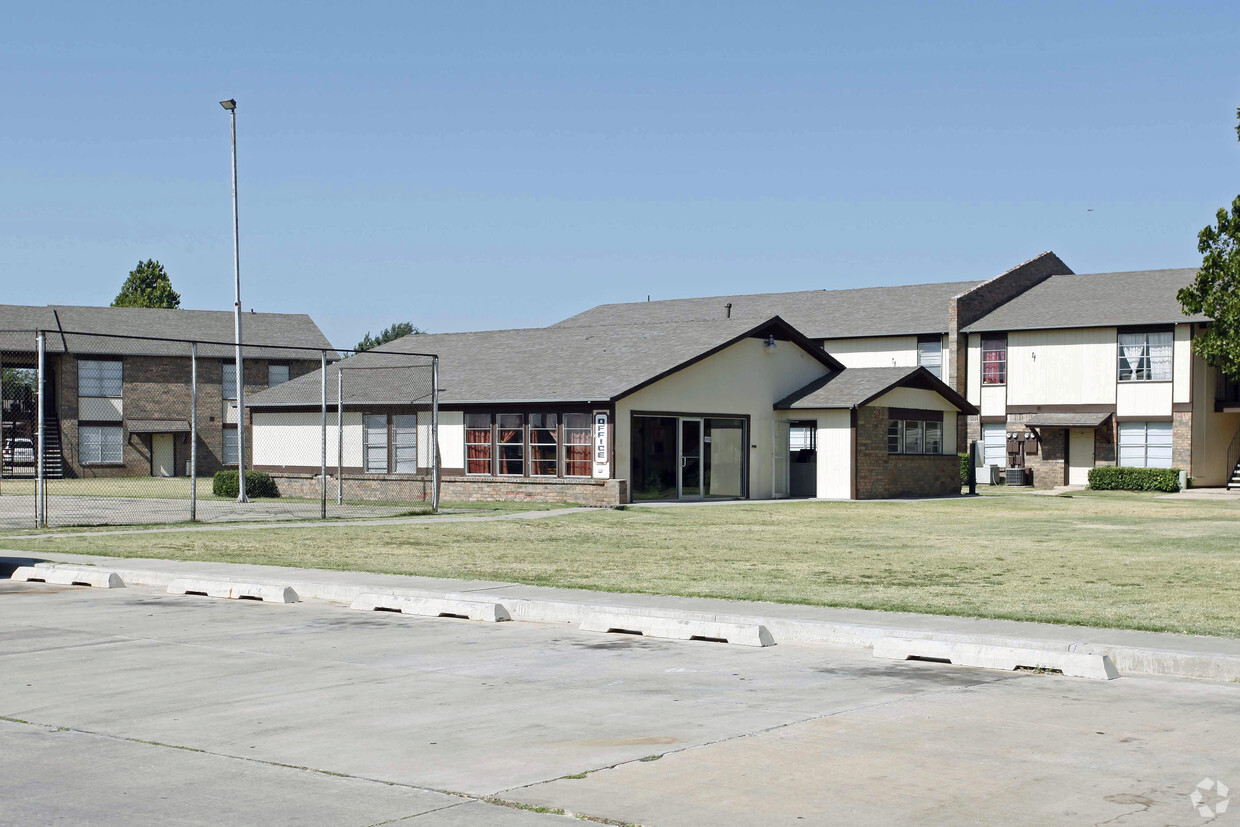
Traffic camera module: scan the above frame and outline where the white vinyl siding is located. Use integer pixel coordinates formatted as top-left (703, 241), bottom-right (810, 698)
top-left (393, 414), bottom-right (417, 473)
top-left (222, 428), bottom-right (239, 465)
top-left (364, 415), bottom-right (389, 473)
top-left (78, 360), bottom-right (123, 398)
top-left (1118, 421), bottom-right (1173, 468)
top-left (268, 364), bottom-right (290, 387)
top-left (982, 424), bottom-right (1006, 468)
top-left (79, 425), bottom-right (123, 464)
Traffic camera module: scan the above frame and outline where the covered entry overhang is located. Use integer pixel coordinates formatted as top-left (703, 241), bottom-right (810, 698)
top-left (1020, 412), bottom-right (1111, 430)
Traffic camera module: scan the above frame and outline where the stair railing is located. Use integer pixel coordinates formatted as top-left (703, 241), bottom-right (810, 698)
top-left (1228, 426), bottom-right (1240, 491)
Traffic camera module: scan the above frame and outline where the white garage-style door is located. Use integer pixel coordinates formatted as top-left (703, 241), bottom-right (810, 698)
top-left (981, 424), bottom-right (1006, 471)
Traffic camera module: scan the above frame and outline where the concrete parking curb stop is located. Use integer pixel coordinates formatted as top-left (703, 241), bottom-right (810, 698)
top-left (16, 559), bottom-right (1240, 682)
top-left (579, 611), bottom-right (774, 647)
top-left (350, 592), bottom-right (511, 622)
top-left (166, 578), bottom-right (300, 604)
top-left (872, 637), bottom-right (1120, 680)
top-left (11, 565), bottom-right (123, 589)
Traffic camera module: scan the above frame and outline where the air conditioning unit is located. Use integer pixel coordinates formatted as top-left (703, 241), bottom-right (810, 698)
top-left (1005, 468), bottom-right (1028, 486)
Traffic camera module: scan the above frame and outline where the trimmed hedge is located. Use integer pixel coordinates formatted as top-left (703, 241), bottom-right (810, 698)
top-left (958, 452), bottom-right (971, 485)
top-left (1086, 466), bottom-right (1181, 493)
top-left (212, 469), bottom-right (280, 498)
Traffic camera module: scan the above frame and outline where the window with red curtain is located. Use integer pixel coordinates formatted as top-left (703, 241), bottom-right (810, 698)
top-left (564, 413), bottom-right (592, 477)
top-left (465, 413), bottom-right (492, 475)
top-left (981, 336), bottom-right (1007, 385)
top-left (529, 413), bottom-right (559, 476)
top-left (496, 413), bottom-right (525, 475)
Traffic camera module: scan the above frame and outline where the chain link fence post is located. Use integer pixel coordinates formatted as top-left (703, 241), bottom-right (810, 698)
top-left (190, 342), bottom-right (198, 522)
top-left (35, 331), bottom-right (45, 528)
top-left (320, 349), bottom-right (327, 519)
top-left (336, 368), bottom-right (344, 506)
top-left (432, 356), bottom-right (440, 513)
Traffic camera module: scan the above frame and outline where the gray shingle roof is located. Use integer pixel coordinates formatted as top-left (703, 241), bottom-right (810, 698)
top-left (0, 304), bottom-right (334, 359)
top-left (551, 280), bottom-right (983, 339)
top-left (248, 317), bottom-right (840, 407)
top-left (775, 365), bottom-right (976, 414)
top-left (961, 269), bottom-right (1207, 333)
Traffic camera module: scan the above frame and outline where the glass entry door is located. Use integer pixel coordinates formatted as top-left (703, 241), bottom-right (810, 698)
top-left (631, 414), bottom-right (746, 501)
top-left (679, 418), bottom-right (703, 499)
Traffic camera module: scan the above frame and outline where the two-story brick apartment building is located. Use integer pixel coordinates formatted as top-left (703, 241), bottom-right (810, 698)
top-left (0, 304), bottom-right (332, 479)
top-left (961, 269), bottom-right (1239, 487)
top-left (556, 253), bottom-right (1236, 488)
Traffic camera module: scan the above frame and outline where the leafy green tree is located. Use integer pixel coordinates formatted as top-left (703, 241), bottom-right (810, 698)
top-left (1178, 107), bottom-right (1240, 380)
top-left (356, 321), bottom-right (424, 352)
top-left (112, 259), bottom-right (182, 309)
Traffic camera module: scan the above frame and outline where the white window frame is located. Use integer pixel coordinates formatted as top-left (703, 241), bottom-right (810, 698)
top-left (1118, 331), bottom-right (1172, 383)
top-left (1118, 420), bottom-right (1173, 468)
top-left (222, 428), bottom-right (240, 465)
top-left (887, 420), bottom-right (903, 454)
top-left (222, 362), bottom-right (238, 401)
top-left (80, 424), bottom-right (124, 465)
top-left (363, 414), bottom-right (389, 474)
top-left (925, 421), bottom-right (943, 455)
top-left (268, 364), bottom-right (290, 387)
top-left (981, 336), bottom-right (1007, 386)
top-left (78, 360), bottom-right (123, 398)
top-left (917, 338), bottom-right (943, 379)
top-left (393, 414), bottom-right (417, 473)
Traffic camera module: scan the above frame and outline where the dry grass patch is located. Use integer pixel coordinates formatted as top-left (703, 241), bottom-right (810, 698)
top-left (6, 490), bottom-right (1240, 636)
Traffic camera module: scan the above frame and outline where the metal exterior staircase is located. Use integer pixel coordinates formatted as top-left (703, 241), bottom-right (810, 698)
top-left (41, 416), bottom-right (65, 479)
top-left (1228, 427), bottom-right (1240, 492)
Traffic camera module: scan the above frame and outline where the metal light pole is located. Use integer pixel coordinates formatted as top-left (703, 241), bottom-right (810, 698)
top-left (220, 98), bottom-right (247, 502)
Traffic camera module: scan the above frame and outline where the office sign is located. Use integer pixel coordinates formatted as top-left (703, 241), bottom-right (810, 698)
top-left (592, 411), bottom-right (609, 479)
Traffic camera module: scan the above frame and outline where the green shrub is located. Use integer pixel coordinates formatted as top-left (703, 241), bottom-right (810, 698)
top-left (212, 469), bottom-right (280, 498)
top-left (1086, 466), bottom-right (1181, 492)
top-left (958, 452), bottom-right (971, 485)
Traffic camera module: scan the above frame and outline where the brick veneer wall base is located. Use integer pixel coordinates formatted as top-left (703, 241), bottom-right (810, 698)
top-left (270, 472), bottom-right (626, 507)
top-left (855, 406), bottom-right (961, 498)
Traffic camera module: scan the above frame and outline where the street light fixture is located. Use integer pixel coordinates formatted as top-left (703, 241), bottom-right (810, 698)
top-left (220, 97), bottom-right (247, 502)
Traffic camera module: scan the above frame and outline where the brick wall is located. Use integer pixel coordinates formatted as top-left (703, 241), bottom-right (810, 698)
top-left (1173, 410), bottom-right (1192, 477)
top-left (855, 406), bottom-right (961, 498)
top-left (53, 353), bottom-right (318, 478)
top-left (946, 252), bottom-right (1072, 393)
top-left (269, 472), bottom-right (626, 507)
top-left (1004, 415), bottom-right (1066, 488)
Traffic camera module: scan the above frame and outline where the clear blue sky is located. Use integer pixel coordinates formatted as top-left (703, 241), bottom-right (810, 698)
top-left (3, 1), bottom-right (1238, 348)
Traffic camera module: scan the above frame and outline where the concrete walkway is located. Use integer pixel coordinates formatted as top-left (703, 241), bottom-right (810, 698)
top-left (0, 505), bottom-right (599, 541)
top-left (7, 550), bottom-right (1239, 682)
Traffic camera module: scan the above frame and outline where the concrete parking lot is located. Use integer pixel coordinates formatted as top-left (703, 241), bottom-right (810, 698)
top-left (2, 578), bottom-right (1238, 826)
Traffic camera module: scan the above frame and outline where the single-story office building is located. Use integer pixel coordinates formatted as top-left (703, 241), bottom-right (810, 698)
top-left (247, 316), bottom-right (977, 506)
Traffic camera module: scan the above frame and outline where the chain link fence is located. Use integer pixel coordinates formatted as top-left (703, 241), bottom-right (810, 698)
top-left (0, 329), bottom-right (437, 529)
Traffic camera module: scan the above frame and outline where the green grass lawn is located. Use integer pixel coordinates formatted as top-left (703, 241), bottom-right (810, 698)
top-left (5, 490), bottom-right (1240, 637)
